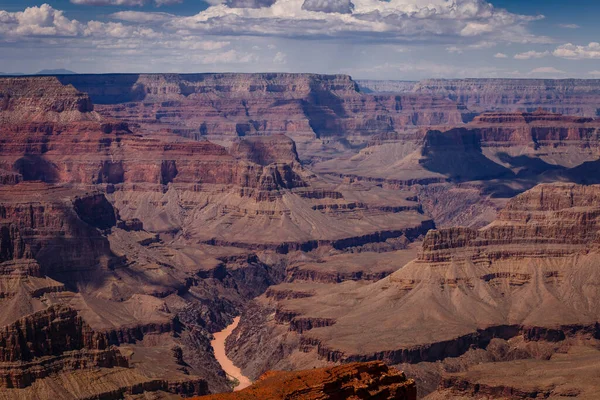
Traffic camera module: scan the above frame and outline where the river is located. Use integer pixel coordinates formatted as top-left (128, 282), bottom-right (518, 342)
top-left (210, 316), bottom-right (253, 391)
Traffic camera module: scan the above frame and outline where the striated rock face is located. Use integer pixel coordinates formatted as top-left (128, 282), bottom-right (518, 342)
top-left (195, 362), bottom-right (416, 400)
top-left (53, 73), bottom-right (466, 162)
top-left (409, 79), bottom-right (600, 117)
top-left (8, 73), bottom-right (600, 400)
top-left (0, 77), bottom-right (95, 124)
top-left (229, 134), bottom-right (300, 166)
top-left (0, 185), bottom-right (117, 279)
top-left (470, 109), bottom-right (599, 144)
top-left (228, 183), bottom-right (600, 393)
top-left (419, 183), bottom-right (600, 262)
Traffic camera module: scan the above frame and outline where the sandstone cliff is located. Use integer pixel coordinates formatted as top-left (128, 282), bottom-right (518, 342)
top-left (195, 362), bottom-right (416, 400)
top-left (359, 78), bottom-right (600, 117)
top-left (228, 183), bottom-right (600, 392)
top-left (51, 74), bottom-right (466, 163)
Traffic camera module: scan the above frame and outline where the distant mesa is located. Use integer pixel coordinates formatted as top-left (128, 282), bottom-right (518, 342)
top-left (36, 69), bottom-right (78, 75)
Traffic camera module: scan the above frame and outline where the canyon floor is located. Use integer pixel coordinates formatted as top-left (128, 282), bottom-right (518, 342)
top-left (1, 73), bottom-right (600, 399)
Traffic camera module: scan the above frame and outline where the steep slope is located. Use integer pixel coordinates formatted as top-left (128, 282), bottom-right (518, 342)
top-left (227, 183), bottom-right (600, 392)
top-left (0, 73), bottom-right (439, 398)
top-left (196, 362), bottom-right (416, 400)
top-left (56, 73), bottom-right (466, 162)
top-left (359, 78), bottom-right (600, 117)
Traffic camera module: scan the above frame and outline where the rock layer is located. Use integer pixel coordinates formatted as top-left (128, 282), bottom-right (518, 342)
top-left (195, 361), bottom-right (416, 400)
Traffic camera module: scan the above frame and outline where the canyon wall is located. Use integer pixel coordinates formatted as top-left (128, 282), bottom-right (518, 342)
top-left (358, 78), bottom-right (600, 117)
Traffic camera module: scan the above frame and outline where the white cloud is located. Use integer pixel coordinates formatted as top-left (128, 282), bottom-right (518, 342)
top-left (166, 0), bottom-right (548, 45)
top-left (0, 4), bottom-right (82, 37)
top-left (589, 70), bottom-right (600, 77)
top-left (494, 52), bottom-right (508, 58)
top-left (553, 42), bottom-right (600, 60)
top-left (446, 46), bottom-right (463, 54)
top-left (110, 11), bottom-right (175, 23)
top-left (530, 67), bottom-right (565, 75)
top-left (0, 1), bottom-right (550, 48)
top-left (514, 50), bottom-right (550, 60)
top-left (273, 51), bottom-right (287, 64)
top-left (558, 24), bottom-right (580, 29)
top-left (70, 0), bottom-right (182, 6)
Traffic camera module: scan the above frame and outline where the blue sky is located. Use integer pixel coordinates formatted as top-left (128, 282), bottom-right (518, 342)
top-left (0, 0), bottom-right (598, 79)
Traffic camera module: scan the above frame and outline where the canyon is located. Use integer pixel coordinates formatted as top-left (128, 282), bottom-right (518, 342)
top-left (0, 73), bottom-right (600, 399)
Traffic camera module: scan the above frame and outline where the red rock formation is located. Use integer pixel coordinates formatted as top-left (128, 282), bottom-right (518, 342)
top-left (411, 78), bottom-right (600, 117)
top-left (227, 183), bottom-right (600, 389)
top-left (53, 74), bottom-right (465, 163)
top-left (194, 361), bottom-right (416, 400)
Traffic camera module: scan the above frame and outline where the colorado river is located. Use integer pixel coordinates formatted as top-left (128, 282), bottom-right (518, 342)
top-left (211, 316), bottom-right (252, 391)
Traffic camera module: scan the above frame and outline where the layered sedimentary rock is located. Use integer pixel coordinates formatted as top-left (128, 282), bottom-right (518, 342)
top-left (464, 110), bottom-right (600, 178)
top-left (359, 78), bottom-right (600, 117)
top-left (0, 74), bottom-right (442, 398)
top-left (228, 183), bottom-right (600, 393)
top-left (196, 362), bottom-right (416, 400)
top-left (0, 185), bottom-right (116, 278)
top-left (429, 346), bottom-right (600, 399)
top-left (0, 76), bottom-right (95, 124)
top-left (0, 76), bottom-right (432, 251)
top-left (53, 73), bottom-right (465, 162)
top-left (6, 72), bottom-right (600, 399)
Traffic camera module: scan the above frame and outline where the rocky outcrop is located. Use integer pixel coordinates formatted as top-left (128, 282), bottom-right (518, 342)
top-left (0, 77), bottom-right (95, 124)
top-left (228, 183), bottom-right (600, 390)
top-left (419, 183), bottom-right (600, 262)
top-left (412, 79), bottom-right (600, 117)
top-left (52, 74), bottom-right (465, 163)
top-left (194, 362), bottom-right (416, 400)
top-left (0, 185), bottom-right (117, 279)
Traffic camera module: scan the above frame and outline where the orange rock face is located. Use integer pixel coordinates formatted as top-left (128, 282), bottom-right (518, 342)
top-left (194, 362), bottom-right (416, 400)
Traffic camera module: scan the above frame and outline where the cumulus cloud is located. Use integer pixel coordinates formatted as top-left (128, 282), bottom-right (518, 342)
top-left (0, 4), bottom-right (81, 36)
top-left (166, 0), bottom-right (548, 45)
top-left (70, 0), bottom-right (182, 6)
top-left (494, 52), bottom-right (508, 58)
top-left (2, 1), bottom-right (549, 47)
top-left (553, 42), bottom-right (600, 59)
top-left (0, 1), bottom-right (557, 75)
top-left (0, 4), bottom-right (246, 71)
top-left (514, 50), bottom-right (549, 60)
top-left (301, 0), bottom-right (354, 14)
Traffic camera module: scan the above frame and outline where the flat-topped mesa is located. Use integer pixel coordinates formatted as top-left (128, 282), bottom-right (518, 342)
top-left (412, 78), bottom-right (600, 116)
top-left (230, 135), bottom-right (300, 166)
top-left (52, 74), bottom-right (465, 157)
top-left (0, 77), bottom-right (96, 124)
top-left (468, 109), bottom-right (600, 145)
top-left (195, 361), bottom-right (416, 400)
top-left (0, 77), bottom-right (306, 191)
top-left (472, 109), bottom-right (594, 125)
top-left (419, 183), bottom-right (600, 262)
top-left (58, 73), bottom-right (360, 102)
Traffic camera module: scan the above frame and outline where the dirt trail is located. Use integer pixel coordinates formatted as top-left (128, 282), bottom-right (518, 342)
top-left (211, 316), bottom-right (252, 391)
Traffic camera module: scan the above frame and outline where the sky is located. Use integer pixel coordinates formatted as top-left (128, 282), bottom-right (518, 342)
top-left (0, 0), bottom-right (599, 79)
